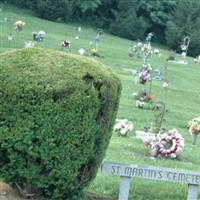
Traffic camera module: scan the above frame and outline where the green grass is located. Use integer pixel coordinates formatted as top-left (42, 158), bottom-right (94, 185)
top-left (0, 3), bottom-right (200, 200)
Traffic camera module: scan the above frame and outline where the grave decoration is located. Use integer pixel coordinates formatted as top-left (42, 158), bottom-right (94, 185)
top-left (129, 40), bottom-right (143, 58)
top-left (143, 32), bottom-right (154, 65)
top-left (153, 48), bottom-right (161, 57)
top-left (14, 20), bottom-right (25, 32)
top-left (144, 129), bottom-right (185, 158)
top-left (114, 119), bottom-right (133, 136)
top-left (133, 89), bottom-right (155, 109)
top-left (180, 36), bottom-right (190, 64)
top-left (32, 31), bottom-right (46, 42)
top-left (143, 102), bottom-right (185, 159)
top-left (162, 81), bottom-right (169, 88)
top-left (138, 64), bottom-right (152, 84)
top-left (94, 28), bottom-right (103, 50)
top-left (194, 55), bottom-right (200, 63)
top-left (24, 41), bottom-right (35, 48)
top-left (142, 43), bottom-right (152, 65)
top-left (90, 29), bottom-right (103, 57)
top-left (78, 48), bottom-right (86, 56)
top-left (188, 117), bottom-right (200, 145)
top-left (162, 61), bottom-right (170, 88)
top-left (91, 48), bottom-right (100, 57)
top-left (60, 40), bottom-right (71, 49)
top-left (152, 68), bottom-right (162, 80)
top-left (169, 37), bottom-right (190, 64)
top-left (148, 102), bottom-right (166, 133)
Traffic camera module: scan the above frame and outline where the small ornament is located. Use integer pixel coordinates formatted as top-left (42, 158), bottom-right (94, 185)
top-left (162, 81), bottom-right (169, 88)
top-left (24, 41), bottom-right (35, 48)
top-left (78, 48), bottom-right (86, 56)
top-left (78, 27), bottom-right (82, 32)
top-left (8, 35), bottom-right (13, 41)
top-left (152, 68), bottom-right (161, 80)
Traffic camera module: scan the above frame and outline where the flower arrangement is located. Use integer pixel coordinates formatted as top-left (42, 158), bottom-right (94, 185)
top-left (188, 117), bottom-right (200, 135)
top-left (162, 81), bottom-right (169, 88)
top-left (114, 119), bottom-right (133, 136)
top-left (144, 129), bottom-right (184, 158)
top-left (133, 90), bottom-right (155, 108)
top-left (24, 41), bottom-right (35, 48)
top-left (138, 64), bottom-right (152, 84)
top-left (194, 55), bottom-right (200, 63)
top-left (15, 20), bottom-right (25, 31)
top-left (91, 48), bottom-right (100, 57)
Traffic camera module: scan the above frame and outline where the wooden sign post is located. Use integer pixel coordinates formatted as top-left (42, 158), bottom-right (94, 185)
top-left (101, 161), bottom-right (200, 200)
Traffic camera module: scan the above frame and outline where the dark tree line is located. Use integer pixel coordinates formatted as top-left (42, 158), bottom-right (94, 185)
top-left (2, 0), bottom-right (200, 56)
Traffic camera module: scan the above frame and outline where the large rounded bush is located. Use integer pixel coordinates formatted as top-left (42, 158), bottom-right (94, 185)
top-left (0, 48), bottom-right (121, 199)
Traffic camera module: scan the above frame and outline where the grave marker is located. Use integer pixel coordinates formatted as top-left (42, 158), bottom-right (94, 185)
top-left (101, 161), bottom-right (200, 200)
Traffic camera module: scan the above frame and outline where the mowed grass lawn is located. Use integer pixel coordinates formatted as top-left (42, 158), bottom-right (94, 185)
top-left (0, 3), bottom-right (200, 200)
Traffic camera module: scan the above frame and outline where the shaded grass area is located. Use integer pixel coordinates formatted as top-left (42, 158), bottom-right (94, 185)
top-left (0, 2), bottom-right (200, 200)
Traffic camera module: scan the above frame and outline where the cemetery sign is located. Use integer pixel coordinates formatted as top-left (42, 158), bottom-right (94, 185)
top-left (101, 161), bottom-right (200, 200)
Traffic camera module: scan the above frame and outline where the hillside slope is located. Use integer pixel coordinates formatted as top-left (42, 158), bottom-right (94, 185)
top-left (0, 3), bottom-right (200, 200)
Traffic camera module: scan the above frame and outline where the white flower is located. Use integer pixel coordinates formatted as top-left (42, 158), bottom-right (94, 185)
top-left (114, 119), bottom-right (134, 136)
top-left (132, 92), bottom-right (138, 97)
top-left (24, 41), bottom-right (35, 48)
top-left (78, 27), bottom-right (82, 32)
top-left (162, 82), bottom-right (169, 88)
top-left (154, 49), bottom-right (160, 55)
top-left (136, 100), bottom-right (145, 108)
top-left (78, 48), bottom-right (86, 55)
top-left (8, 35), bottom-right (13, 41)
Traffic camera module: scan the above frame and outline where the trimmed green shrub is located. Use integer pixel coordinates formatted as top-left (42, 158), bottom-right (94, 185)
top-left (0, 48), bottom-right (121, 199)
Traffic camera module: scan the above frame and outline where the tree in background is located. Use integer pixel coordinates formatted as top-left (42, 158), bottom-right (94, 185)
top-left (166, 0), bottom-right (200, 56)
top-left (137, 0), bottom-right (176, 42)
top-left (109, 0), bottom-right (149, 40)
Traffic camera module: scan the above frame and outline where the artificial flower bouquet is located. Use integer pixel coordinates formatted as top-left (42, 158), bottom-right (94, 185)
top-left (144, 129), bottom-right (184, 158)
top-left (133, 90), bottom-right (155, 108)
top-left (91, 48), bottom-right (100, 57)
top-left (138, 64), bottom-right (152, 84)
top-left (114, 119), bottom-right (134, 136)
top-left (188, 117), bottom-right (200, 135)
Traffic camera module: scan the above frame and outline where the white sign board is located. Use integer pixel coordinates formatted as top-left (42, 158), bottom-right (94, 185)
top-left (101, 161), bottom-right (200, 185)
top-left (101, 161), bottom-right (199, 200)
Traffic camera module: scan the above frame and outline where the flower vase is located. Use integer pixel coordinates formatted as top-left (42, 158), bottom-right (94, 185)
top-left (192, 134), bottom-right (198, 145)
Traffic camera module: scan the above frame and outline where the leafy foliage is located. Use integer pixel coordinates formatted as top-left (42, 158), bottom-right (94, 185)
top-left (3, 0), bottom-right (200, 54)
top-left (166, 0), bottom-right (200, 56)
top-left (0, 48), bottom-right (121, 199)
top-left (109, 0), bottom-right (149, 39)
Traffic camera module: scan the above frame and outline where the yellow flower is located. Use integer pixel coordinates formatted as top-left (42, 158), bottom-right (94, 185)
top-left (91, 48), bottom-right (98, 53)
